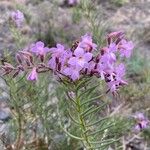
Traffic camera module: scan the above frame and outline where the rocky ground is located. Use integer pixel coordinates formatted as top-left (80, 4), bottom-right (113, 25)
top-left (0, 0), bottom-right (149, 51)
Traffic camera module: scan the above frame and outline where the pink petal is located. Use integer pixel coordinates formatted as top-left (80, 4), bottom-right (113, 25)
top-left (83, 52), bottom-right (93, 61)
top-left (77, 59), bottom-right (86, 68)
top-left (36, 41), bottom-right (44, 48)
top-left (68, 57), bottom-right (77, 66)
top-left (63, 67), bottom-right (71, 76)
top-left (57, 44), bottom-right (64, 50)
top-left (134, 125), bottom-right (141, 132)
top-left (71, 70), bottom-right (80, 81)
top-left (48, 58), bottom-right (56, 70)
top-left (27, 67), bottom-right (38, 81)
top-left (44, 47), bottom-right (50, 53)
top-left (74, 47), bottom-right (85, 57)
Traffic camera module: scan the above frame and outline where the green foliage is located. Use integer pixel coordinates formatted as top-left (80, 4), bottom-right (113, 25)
top-left (142, 128), bottom-right (150, 141)
top-left (15, 2), bottom-right (31, 24)
top-left (9, 27), bottom-right (26, 49)
top-left (72, 7), bottom-right (82, 24)
top-left (122, 50), bottom-right (150, 110)
top-left (72, 0), bottom-right (107, 45)
top-left (127, 51), bottom-right (147, 77)
top-left (1, 73), bottom-right (61, 149)
top-left (57, 78), bottom-right (120, 149)
top-left (110, 116), bottom-right (133, 137)
top-left (36, 27), bottom-right (56, 47)
top-left (111, 0), bottom-right (129, 7)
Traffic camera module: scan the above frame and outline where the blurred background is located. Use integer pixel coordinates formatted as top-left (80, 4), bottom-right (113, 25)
top-left (0, 0), bottom-right (150, 149)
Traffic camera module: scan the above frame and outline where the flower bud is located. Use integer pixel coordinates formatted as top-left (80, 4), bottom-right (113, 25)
top-left (27, 67), bottom-right (38, 81)
top-left (16, 54), bottom-right (22, 64)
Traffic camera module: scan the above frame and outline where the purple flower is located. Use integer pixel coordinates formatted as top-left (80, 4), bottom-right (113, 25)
top-left (107, 81), bottom-right (118, 93)
top-left (97, 62), bottom-right (106, 80)
top-left (68, 47), bottom-right (93, 70)
top-left (97, 55), bottom-right (115, 82)
top-left (11, 10), bottom-right (24, 27)
top-left (49, 48), bottom-right (72, 71)
top-left (48, 57), bottom-right (57, 70)
top-left (133, 113), bottom-right (149, 132)
top-left (31, 41), bottom-right (49, 57)
top-left (107, 31), bottom-right (124, 39)
top-left (61, 48), bottom-right (90, 81)
top-left (134, 113), bottom-right (145, 120)
top-left (27, 67), bottom-right (38, 81)
top-left (84, 61), bottom-right (96, 74)
top-left (101, 52), bottom-right (116, 65)
top-left (79, 34), bottom-right (97, 52)
top-left (115, 64), bottom-right (126, 82)
top-left (108, 43), bottom-right (118, 52)
top-left (119, 39), bottom-right (134, 58)
top-left (100, 46), bottom-right (117, 67)
top-left (68, 0), bottom-right (79, 5)
top-left (107, 64), bottom-right (127, 93)
top-left (63, 66), bottom-right (80, 81)
top-left (50, 44), bottom-right (66, 58)
top-left (6, 32), bottom-right (133, 91)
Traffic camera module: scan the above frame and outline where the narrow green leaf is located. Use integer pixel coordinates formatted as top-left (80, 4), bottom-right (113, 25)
top-left (58, 116), bottom-right (84, 140)
top-left (15, 85), bottom-right (26, 93)
top-left (15, 73), bottom-right (27, 84)
top-left (61, 126), bottom-right (83, 140)
top-left (60, 82), bottom-right (70, 91)
top-left (87, 139), bottom-right (118, 149)
top-left (76, 78), bottom-right (91, 91)
top-left (86, 116), bottom-right (109, 127)
top-left (89, 138), bottom-right (117, 144)
top-left (80, 105), bottom-right (95, 116)
top-left (83, 128), bottom-right (91, 134)
top-left (60, 80), bottom-right (75, 92)
top-left (78, 84), bottom-right (99, 99)
top-left (87, 123), bottom-right (114, 136)
top-left (81, 94), bottom-right (103, 106)
top-left (82, 103), bottom-right (106, 118)
top-left (65, 92), bottom-right (77, 105)
top-left (68, 110), bottom-right (81, 125)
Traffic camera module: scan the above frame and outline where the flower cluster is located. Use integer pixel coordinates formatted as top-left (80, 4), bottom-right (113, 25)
top-left (1, 31), bottom-right (134, 93)
top-left (48, 32), bottom-right (133, 92)
top-left (10, 10), bottom-right (24, 27)
top-left (133, 113), bottom-right (149, 132)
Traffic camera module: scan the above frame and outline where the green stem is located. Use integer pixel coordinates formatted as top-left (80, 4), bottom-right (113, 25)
top-left (9, 79), bottom-right (24, 150)
top-left (76, 96), bottom-right (93, 150)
